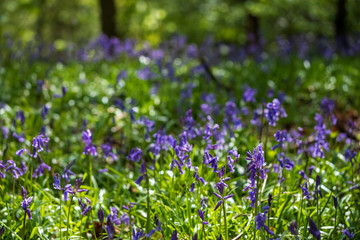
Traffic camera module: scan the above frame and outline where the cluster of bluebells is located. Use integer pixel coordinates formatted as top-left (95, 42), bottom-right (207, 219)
top-left (105, 206), bottom-right (131, 239)
top-left (254, 194), bottom-right (275, 237)
top-left (213, 168), bottom-right (234, 211)
top-left (82, 129), bottom-right (97, 156)
top-left (16, 134), bottom-right (50, 158)
top-left (264, 98), bottom-right (287, 126)
top-left (0, 160), bottom-right (26, 179)
top-left (243, 144), bottom-right (266, 207)
top-left (21, 186), bottom-right (33, 220)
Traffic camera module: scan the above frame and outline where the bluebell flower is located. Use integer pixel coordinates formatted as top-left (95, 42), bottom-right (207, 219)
top-left (16, 110), bottom-right (25, 125)
top-left (41, 104), bottom-right (50, 120)
top-left (98, 208), bottom-right (104, 224)
top-left (244, 144), bottom-right (266, 207)
top-left (154, 214), bottom-right (162, 231)
top-left (332, 196), bottom-right (338, 209)
top-left (1, 126), bottom-right (9, 139)
top-left (106, 214), bottom-right (115, 240)
top-left (32, 160), bottom-right (51, 178)
top-left (4, 160), bottom-right (24, 179)
top-left (254, 211), bottom-right (274, 236)
top-left (264, 99), bottom-right (286, 126)
top-left (171, 230), bottom-right (178, 240)
top-left (198, 209), bottom-right (209, 225)
top-left (243, 87), bottom-right (256, 103)
top-left (102, 144), bottom-right (117, 161)
top-left (132, 228), bottom-right (145, 240)
top-left (344, 149), bottom-right (357, 167)
top-left (21, 186), bottom-right (32, 219)
top-left (82, 129), bottom-right (97, 156)
top-left (13, 131), bottom-right (25, 143)
top-left (78, 197), bottom-right (91, 216)
top-left (320, 97), bottom-right (335, 116)
top-left (127, 148), bottom-right (143, 162)
top-left (315, 175), bottom-right (322, 199)
top-left (288, 221), bottom-right (298, 236)
top-left (301, 182), bottom-right (312, 200)
top-left (308, 218), bottom-right (320, 240)
top-left (63, 178), bottom-right (88, 201)
top-left (299, 170), bottom-right (308, 180)
top-left (342, 228), bottom-right (354, 239)
top-left (272, 130), bottom-right (288, 150)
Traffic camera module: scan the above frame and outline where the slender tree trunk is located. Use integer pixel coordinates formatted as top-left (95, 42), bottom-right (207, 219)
top-left (334, 0), bottom-right (349, 50)
top-left (246, 13), bottom-right (259, 46)
top-left (99, 0), bottom-right (117, 37)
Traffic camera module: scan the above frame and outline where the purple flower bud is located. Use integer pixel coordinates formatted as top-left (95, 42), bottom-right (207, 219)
top-left (98, 208), bottom-right (104, 224)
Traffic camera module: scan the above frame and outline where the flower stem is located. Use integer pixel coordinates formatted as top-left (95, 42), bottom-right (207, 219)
top-left (66, 196), bottom-right (74, 240)
top-left (222, 201), bottom-right (228, 240)
top-left (80, 215), bottom-right (83, 240)
top-left (22, 210), bottom-right (27, 240)
top-left (145, 167), bottom-right (151, 234)
top-left (60, 193), bottom-right (62, 240)
top-left (202, 223), bottom-right (206, 240)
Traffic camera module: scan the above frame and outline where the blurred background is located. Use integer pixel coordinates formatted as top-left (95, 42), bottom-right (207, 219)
top-left (0, 0), bottom-right (359, 47)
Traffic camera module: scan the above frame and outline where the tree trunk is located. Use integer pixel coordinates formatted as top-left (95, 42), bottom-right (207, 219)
top-left (99, 0), bottom-right (117, 38)
top-left (334, 0), bottom-right (349, 50)
top-left (246, 13), bottom-right (259, 46)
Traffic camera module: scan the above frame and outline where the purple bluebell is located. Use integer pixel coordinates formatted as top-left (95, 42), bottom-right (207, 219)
top-left (63, 178), bottom-right (88, 201)
top-left (263, 193), bottom-right (272, 210)
top-left (345, 149), bottom-right (357, 167)
top-left (82, 129), bottom-right (97, 156)
top-left (41, 104), bottom-right (49, 120)
top-left (308, 166), bottom-right (315, 176)
top-left (301, 182), bottom-right (312, 200)
top-left (264, 99), bottom-right (286, 126)
top-left (98, 208), bottom-right (104, 224)
top-left (332, 196), bottom-right (338, 209)
top-left (343, 228), bottom-right (354, 239)
top-left (16, 111), bottom-right (25, 125)
top-left (13, 132), bottom-right (25, 143)
top-left (308, 218), bottom-right (320, 240)
top-left (121, 213), bottom-right (130, 225)
top-left (311, 114), bottom-right (330, 159)
top-left (198, 209), bottom-right (209, 225)
top-left (21, 186), bottom-right (33, 219)
top-left (114, 99), bottom-right (126, 111)
top-left (62, 159), bottom-right (76, 182)
top-left (116, 70), bottom-right (127, 83)
top-left (254, 211), bottom-right (274, 236)
top-left (133, 228), bottom-right (145, 240)
top-left (315, 175), bottom-right (322, 199)
top-left (106, 214), bottom-right (115, 240)
top-left (154, 214), bottom-right (162, 231)
top-left (102, 144), bottom-right (117, 161)
top-left (78, 197), bottom-right (91, 216)
top-left (243, 144), bottom-right (266, 207)
top-left (243, 87), bottom-right (256, 103)
top-left (137, 67), bottom-right (153, 80)
top-left (4, 160), bottom-right (24, 179)
top-left (32, 160), bottom-right (51, 178)
top-left (145, 229), bottom-right (156, 238)
top-left (1, 126), bottom-right (9, 139)
top-left (288, 221), bottom-right (298, 236)
top-left (299, 170), bottom-right (308, 180)
top-left (127, 148), bottom-right (143, 162)
top-left (36, 80), bottom-right (44, 93)
top-left (171, 230), bottom-right (178, 240)
top-left (320, 97), bottom-right (335, 116)
top-left (62, 86), bottom-right (68, 97)
top-left (272, 130), bottom-right (288, 150)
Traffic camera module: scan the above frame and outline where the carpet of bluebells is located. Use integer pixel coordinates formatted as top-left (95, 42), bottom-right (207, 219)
top-left (0, 35), bottom-right (360, 240)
